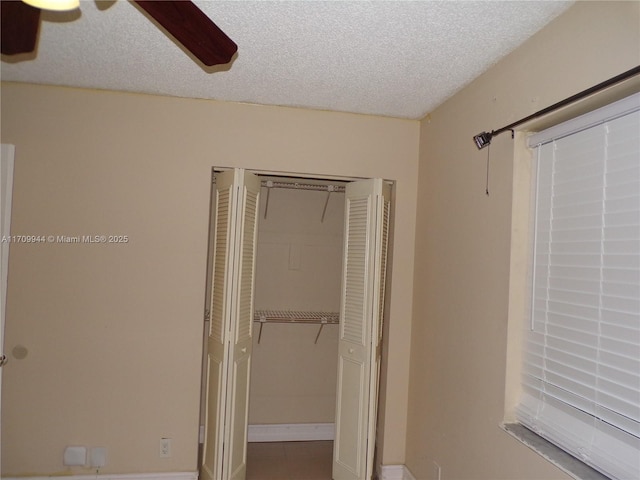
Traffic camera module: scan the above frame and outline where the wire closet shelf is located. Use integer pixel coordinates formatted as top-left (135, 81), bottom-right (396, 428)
top-left (253, 309), bottom-right (339, 344)
top-left (260, 179), bottom-right (346, 222)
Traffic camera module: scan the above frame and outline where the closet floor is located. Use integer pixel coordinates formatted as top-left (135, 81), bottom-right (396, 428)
top-left (246, 441), bottom-right (333, 480)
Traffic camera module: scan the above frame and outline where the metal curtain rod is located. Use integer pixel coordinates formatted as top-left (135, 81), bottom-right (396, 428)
top-left (473, 65), bottom-right (640, 149)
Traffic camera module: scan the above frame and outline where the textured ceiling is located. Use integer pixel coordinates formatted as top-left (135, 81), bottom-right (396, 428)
top-left (1, 0), bottom-right (574, 119)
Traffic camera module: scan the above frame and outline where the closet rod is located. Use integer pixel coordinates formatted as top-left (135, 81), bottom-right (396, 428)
top-left (260, 180), bottom-right (345, 193)
top-left (212, 176), bottom-right (346, 193)
top-left (261, 180), bottom-right (345, 219)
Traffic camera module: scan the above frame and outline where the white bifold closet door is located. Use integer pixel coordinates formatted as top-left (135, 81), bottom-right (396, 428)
top-left (201, 171), bottom-right (389, 480)
top-left (333, 178), bottom-right (391, 480)
top-left (202, 169), bottom-right (261, 480)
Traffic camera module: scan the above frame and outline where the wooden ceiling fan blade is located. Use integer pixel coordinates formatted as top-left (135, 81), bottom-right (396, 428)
top-left (1, 1), bottom-right (41, 55)
top-left (133, 0), bottom-right (237, 67)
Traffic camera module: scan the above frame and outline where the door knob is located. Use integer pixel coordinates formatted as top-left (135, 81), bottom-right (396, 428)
top-left (0, 354), bottom-right (7, 367)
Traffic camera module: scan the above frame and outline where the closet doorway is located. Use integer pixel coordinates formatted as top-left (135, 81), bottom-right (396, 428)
top-left (247, 175), bottom-right (346, 479)
top-left (200, 168), bottom-right (391, 480)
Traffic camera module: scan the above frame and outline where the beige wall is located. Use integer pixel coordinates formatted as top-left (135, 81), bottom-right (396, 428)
top-left (249, 322), bottom-right (339, 424)
top-left (250, 186), bottom-right (343, 424)
top-left (407, 2), bottom-right (640, 479)
top-left (0, 84), bottom-right (418, 475)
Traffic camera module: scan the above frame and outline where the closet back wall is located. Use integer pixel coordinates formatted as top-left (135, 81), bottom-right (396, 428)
top-left (249, 185), bottom-right (345, 425)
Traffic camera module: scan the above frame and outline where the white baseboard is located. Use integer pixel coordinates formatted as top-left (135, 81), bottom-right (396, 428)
top-left (3, 473), bottom-right (198, 480)
top-left (248, 422), bottom-right (335, 442)
top-left (378, 464), bottom-right (417, 480)
top-left (404, 465), bottom-right (417, 480)
top-left (378, 465), bottom-right (405, 480)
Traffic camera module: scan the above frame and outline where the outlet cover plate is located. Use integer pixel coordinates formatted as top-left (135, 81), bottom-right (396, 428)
top-left (63, 446), bottom-right (87, 466)
top-left (160, 438), bottom-right (171, 458)
top-left (90, 447), bottom-right (107, 467)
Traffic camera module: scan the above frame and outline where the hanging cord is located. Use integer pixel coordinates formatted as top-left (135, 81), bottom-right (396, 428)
top-left (485, 143), bottom-right (491, 196)
top-left (484, 129), bottom-right (514, 196)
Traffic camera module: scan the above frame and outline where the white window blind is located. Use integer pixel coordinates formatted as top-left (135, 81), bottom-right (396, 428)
top-left (516, 93), bottom-right (640, 480)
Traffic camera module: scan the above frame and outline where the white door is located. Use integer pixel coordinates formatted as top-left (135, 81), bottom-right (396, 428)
top-left (333, 178), bottom-right (391, 480)
top-left (0, 145), bottom-right (14, 351)
top-left (0, 144), bottom-right (15, 474)
top-left (201, 168), bottom-right (260, 480)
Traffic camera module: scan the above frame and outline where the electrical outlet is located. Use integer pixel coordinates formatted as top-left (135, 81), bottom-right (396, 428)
top-left (160, 438), bottom-right (171, 458)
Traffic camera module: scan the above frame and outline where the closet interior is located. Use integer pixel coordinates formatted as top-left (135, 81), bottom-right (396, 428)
top-left (247, 175), bottom-right (347, 466)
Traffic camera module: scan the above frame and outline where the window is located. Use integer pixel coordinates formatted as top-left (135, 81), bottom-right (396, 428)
top-left (515, 93), bottom-right (640, 480)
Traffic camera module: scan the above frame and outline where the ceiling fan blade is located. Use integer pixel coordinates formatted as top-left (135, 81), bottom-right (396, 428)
top-left (1, 0), bottom-right (41, 55)
top-left (133, 1), bottom-right (237, 66)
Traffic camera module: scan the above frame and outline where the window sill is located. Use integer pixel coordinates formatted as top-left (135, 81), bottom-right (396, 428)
top-left (502, 423), bottom-right (610, 480)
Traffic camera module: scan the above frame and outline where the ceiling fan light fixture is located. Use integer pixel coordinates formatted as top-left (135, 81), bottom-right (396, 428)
top-left (22, 0), bottom-right (79, 11)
